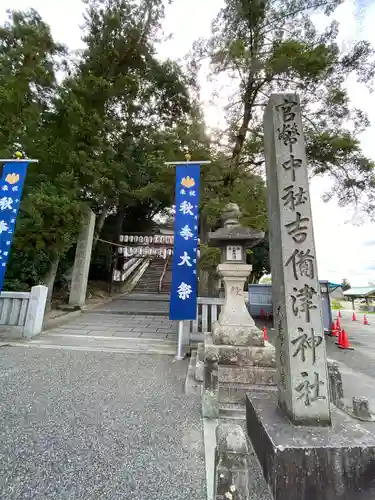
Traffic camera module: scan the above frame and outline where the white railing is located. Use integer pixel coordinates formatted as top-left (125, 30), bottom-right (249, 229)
top-left (176, 296), bottom-right (224, 359)
top-left (112, 257), bottom-right (146, 282)
top-left (0, 285), bottom-right (48, 339)
top-left (159, 255), bottom-right (171, 293)
top-left (185, 297), bottom-right (225, 340)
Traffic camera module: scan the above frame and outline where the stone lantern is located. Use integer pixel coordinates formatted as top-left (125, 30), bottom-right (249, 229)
top-left (199, 203), bottom-right (276, 419)
top-left (208, 203), bottom-right (264, 346)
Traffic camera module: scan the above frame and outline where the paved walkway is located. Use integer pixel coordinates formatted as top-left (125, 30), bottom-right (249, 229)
top-left (15, 295), bottom-right (178, 355)
top-left (95, 294), bottom-right (170, 315)
top-left (324, 310), bottom-right (375, 417)
top-left (326, 310), bottom-right (375, 371)
top-left (0, 347), bottom-right (206, 500)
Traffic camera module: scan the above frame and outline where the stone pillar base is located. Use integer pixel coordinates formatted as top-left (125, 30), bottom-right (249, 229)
top-left (212, 262), bottom-right (265, 347)
top-left (212, 321), bottom-right (264, 346)
top-left (246, 391), bottom-right (375, 500)
top-left (202, 334), bottom-right (277, 418)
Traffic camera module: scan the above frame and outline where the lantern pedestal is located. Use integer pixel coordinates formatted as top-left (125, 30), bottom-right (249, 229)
top-left (201, 203), bottom-right (277, 419)
top-left (212, 262), bottom-right (263, 346)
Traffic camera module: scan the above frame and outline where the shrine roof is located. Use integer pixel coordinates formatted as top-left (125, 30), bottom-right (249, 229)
top-left (343, 287), bottom-right (375, 298)
top-left (208, 226), bottom-right (264, 243)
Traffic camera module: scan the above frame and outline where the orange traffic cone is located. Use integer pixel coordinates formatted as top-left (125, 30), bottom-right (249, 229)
top-left (336, 317), bottom-right (341, 330)
top-left (263, 326), bottom-right (268, 341)
top-left (338, 310), bottom-right (342, 318)
top-left (339, 329), bottom-right (353, 350)
top-left (352, 311), bottom-right (356, 321)
top-left (336, 328), bottom-right (342, 346)
top-left (260, 308), bottom-right (265, 319)
top-left (364, 314), bottom-right (369, 325)
top-left (331, 322), bottom-right (337, 337)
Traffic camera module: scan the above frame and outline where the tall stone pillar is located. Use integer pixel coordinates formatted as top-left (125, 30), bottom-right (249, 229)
top-left (246, 92), bottom-right (375, 500)
top-left (69, 208), bottom-right (96, 308)
top-left (263, 93), bottom-right (330, 426)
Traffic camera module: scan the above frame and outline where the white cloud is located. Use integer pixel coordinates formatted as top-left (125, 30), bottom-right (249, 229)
top-left (2, 0), bottom-right (375, 286)
top-left (158, 0), bottom-right (221, 59)
top-left (308, 0), bottom-right (375, 286)
top-left (310, 177), bottom-right (375, 285)
top-left (0, 0), bottom-right (84, 50)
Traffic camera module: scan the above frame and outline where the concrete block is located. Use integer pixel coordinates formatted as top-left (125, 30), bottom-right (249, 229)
top-left (23, 285), bottom-right (48, 338)
top-left (246, 391), bottom-right (375, 500)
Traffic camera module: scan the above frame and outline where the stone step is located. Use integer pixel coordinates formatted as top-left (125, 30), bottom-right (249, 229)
top-left (219, 403), bottom-right (246, 420)
top-left (134, 281), bottom-right (161, 286)
top-left (219, 382), bottom-right (277, 404)
top-left (88, 309), bottom-right (171, 317)
top-left (218, 365), bottom-right (277, 385)
top-left (186, 348), bottom-right (278, 404)
top-left (132, 285), bottom-right (160, 292)
top-left (11, 334), bottom-right (177, 355)
top-left (125, 294), bottom-right (171, 301)
top-left (131, 258), bottom-right (172, 295)
top-left (87, 304), bottom-right (171, 316)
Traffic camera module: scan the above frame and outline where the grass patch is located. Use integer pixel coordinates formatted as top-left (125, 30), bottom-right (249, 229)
top-left (331, 300), bottom-right (341, 310)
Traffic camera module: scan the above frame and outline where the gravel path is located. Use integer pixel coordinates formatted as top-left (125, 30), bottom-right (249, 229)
top-left (0, 347), bottom-right (206, 500)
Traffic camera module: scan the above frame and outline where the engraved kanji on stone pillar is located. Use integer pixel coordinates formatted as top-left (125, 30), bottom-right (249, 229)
top-left (263, 93), bottom-right (331, 426)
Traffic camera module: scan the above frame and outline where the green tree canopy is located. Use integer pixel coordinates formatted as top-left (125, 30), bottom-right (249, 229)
top-left (0, 1), bottom-right (200, 300)
top-left (2, 0), bottom-right (375, 298)
top-left (193, 0), bottom-right (375, 218)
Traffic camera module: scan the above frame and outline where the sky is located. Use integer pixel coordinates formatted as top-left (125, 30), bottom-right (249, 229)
top-left (1, 0), bottom-right (375, 286)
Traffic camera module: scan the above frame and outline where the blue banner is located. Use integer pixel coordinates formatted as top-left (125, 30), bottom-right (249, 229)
top-left (169, 164), bottom-right (201, 321)
top-left (0, 162), bottom-right (29, 292)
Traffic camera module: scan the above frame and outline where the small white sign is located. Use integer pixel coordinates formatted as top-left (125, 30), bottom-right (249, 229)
top-left (226, 245), bottom-right (242, 261)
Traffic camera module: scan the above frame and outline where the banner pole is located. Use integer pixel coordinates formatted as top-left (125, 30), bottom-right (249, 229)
top-left (0, 159), bottom-right (38, 163)
top-left (176, 320), bottom-right (184, 360)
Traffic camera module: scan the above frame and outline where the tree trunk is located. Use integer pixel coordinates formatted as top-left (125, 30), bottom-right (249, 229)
top-left (227, 52), bottom-right (263, 187)
top-left (200, 212), bottom-right (209, 244)
top-left (44, 255), bottom-right (60, 312)
top-left (115, 208), bottom-right (125, 237)
top-left (249, 271), bottom-right (263, 284)
top-left (92, 204), bottom-right (110, 251)
top-left (198, 212), bottom-right (210, 296)
top-left (208, 272), bottom-right (220, 297)
top-left (231, 97), bottom-right (253, 171)
top-left (199, 271), bottom-right (209, 297)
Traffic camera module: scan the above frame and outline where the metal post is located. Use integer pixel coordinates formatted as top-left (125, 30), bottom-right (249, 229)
top-left (176, 320), bottom-right (185, 360)
top-left (0, 159), bottom-right (39, 163)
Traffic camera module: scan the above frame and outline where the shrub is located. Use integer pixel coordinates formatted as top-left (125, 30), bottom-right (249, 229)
top-left (331, 300), bottom-right (341, 310)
